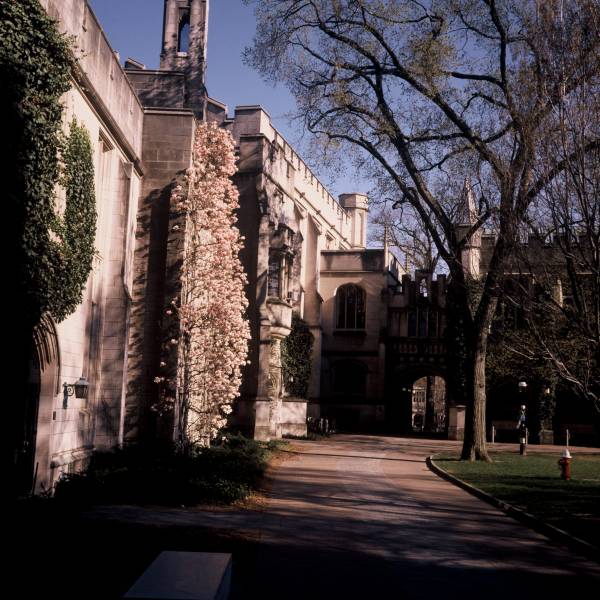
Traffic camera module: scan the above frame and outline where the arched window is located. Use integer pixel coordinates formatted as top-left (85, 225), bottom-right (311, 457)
top-left (178, 15), bottom-right (190, 53)
top-left (336, 284), bottom-right (366, 329)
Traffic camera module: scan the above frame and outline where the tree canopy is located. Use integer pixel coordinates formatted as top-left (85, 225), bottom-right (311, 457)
top-left (245, 0), bottom-right (600, 459)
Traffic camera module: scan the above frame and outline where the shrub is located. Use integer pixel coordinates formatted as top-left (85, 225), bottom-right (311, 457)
top-left (53, 435), bottom-right (282, 506)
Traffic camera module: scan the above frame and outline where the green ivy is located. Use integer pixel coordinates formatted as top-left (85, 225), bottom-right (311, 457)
top-left (1, 0), bottom-right (96, 327)
top-left (55, 119), bottom-right (97, 321)
top-left (281, 313), bottom-right (314, 398)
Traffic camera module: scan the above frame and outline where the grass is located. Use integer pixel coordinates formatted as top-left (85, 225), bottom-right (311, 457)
top-left (435, 451), bottom-right (600, 548)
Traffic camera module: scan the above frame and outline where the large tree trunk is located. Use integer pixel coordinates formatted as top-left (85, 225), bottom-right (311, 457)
top-left (461, 339), bottom-right (491, 461)
top-left (460, 292), bottom-right (499, 461)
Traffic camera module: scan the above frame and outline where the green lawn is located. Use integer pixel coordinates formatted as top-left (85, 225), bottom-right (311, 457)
top-left (435, 452), bottom-right (600, 548)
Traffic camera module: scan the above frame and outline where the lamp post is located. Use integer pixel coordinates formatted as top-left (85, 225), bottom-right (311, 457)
top-left (517, 381), bottom-right (527, 455)
top-left (539, 385), bottom-right (554, 445)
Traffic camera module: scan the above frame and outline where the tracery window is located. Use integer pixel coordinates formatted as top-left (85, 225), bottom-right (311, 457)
top-left (418, 308), bottom-right (428, 337)
top-left (268, 255), bottom-right (282, 298)
top-left (336, 284), bottom-right (366, 329)
top-left (267, 225), bottom-right (295, 303)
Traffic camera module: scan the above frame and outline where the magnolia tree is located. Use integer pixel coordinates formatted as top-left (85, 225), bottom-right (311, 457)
top-left (166, 123), bottom-right (250, 447)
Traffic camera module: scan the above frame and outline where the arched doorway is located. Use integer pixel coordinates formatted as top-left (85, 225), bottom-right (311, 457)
top-left (410, 375), bottom-right (447, 433)
top-left (386, 367), bottom-right (448, 435)
top-left (16, 315), bottom-right (60, 494)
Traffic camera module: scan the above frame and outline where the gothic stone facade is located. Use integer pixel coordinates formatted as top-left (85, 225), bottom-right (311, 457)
top-left (24, 1), bottom-right (594, 494)
top-left (22, 0), bottom-right (388, 492)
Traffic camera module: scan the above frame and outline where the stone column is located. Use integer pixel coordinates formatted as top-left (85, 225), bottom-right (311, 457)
top-left (267, 336), bottom-right (284, 439)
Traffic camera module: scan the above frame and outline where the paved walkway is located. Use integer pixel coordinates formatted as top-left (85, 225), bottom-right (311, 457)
top-left (90, 435), bottom-right (599, 598)
top-left (242, 435), bottom-right (599, 599)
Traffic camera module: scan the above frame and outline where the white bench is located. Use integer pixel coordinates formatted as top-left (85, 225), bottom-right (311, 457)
top-left (123, 551), bottom-right (232, 600)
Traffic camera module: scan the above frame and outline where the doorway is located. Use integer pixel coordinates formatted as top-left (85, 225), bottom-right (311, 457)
top-left (15, 317), bottom-right (60, 495)
top-left (387, 369), bottom-right (448, 435)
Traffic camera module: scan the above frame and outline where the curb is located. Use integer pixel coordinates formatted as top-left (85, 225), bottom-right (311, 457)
top-left (426, 456), bottom-right (600, 563)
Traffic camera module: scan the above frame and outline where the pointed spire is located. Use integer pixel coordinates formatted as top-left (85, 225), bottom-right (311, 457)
top-left (456, 177), bottom-right (482, 280)
top-left (383, 223), bottom-right (390, 268)
top-left (553, 278), bottom-right (564, 307)
top-left (456, 177), bottom-right (478, 226)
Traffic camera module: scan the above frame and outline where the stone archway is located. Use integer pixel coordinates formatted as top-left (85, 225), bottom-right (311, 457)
top-left (17, 315), bottom-right (60, 494)
top-left (411, 374), bottom-right (447, 433)
top-left (386, 366), bottom-right (449, 435)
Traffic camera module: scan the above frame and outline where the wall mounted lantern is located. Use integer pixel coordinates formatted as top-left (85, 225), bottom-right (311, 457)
top-left (63, 376), bottom-right (90, 409)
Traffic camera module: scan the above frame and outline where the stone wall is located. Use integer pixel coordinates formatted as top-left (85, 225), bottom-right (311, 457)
top-left (40, 0), bottom-right (144, 159)
top-left (124, 109), bottom-right (196, 442)
top-left (318, 253), bottom-right (390, 428)
top-left (226, 105), bottom-right (374, 438)
top-left (46, 77), bottom-right (143, 487)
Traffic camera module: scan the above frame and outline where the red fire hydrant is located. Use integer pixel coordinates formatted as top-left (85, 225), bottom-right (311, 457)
top-left (558, 448), bottom-right (572, 480)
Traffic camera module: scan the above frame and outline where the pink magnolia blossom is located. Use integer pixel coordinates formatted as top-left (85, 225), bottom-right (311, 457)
top-left (169, 122), bottom-right (250, 445)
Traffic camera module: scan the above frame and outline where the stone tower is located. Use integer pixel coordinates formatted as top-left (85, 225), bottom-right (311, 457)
top-left (455, 179), bottom-right (482, 279)
top-left (160, 0), bottom-right (208, 118)
top-left (339, 193), bottom-right (369, 249)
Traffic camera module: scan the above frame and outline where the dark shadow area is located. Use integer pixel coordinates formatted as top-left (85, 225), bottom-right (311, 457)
top-left (12, 435), bottom-right (599, 598)
top-left (6, 499), bottom-right (257, 600)
top-left (237, 540), bottom-right (600, 599)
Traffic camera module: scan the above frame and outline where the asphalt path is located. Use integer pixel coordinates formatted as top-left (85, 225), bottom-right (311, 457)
top-left (240, 434), bottom-right (600, 599)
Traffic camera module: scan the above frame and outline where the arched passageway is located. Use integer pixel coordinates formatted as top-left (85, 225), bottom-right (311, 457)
top-left (411, 375), bottom-right (447, 433)
top-left (386, 367), bottom-right (449, 435)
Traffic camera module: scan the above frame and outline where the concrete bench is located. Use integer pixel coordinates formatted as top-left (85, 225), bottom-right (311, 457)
top-left (123, 551), bottom-right (232, 600)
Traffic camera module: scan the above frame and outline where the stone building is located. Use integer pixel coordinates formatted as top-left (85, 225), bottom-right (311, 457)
top-left (206, 105), bottom-right (388, 439)
top-left (24, 0), bottom-right (145, 493)
top-left (22, 0), bottom-right (594, 495)
top-left (20, 0), bottom-right (458, 495)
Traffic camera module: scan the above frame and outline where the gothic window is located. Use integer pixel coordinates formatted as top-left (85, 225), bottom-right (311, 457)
top-left (428, 310), bottom-right (438, 338)
top-left (178, 14), bottom-right (190, 53)
top-left (268, 252), bottom-right (294, 302)
top-left (419, 278), bottom-right (428, 297)
top-left (268, 255), bottom-right (281, 298)
top-left (336, 284), bottom-right (366, 329)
